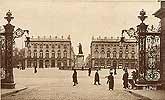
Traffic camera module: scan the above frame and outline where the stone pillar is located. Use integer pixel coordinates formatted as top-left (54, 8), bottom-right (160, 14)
top-left (154, 1), bottom-right (165, 89)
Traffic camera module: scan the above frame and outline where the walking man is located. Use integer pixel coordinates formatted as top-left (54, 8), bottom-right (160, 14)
top-left (107, 72), bottom-right (114, 90)
top-left (123, 70), bottom-right (129, 89)
top-left (72, 69), bottom-right (78, 86)
top-left (94, 70), bottom-right (101, 85)
top-left (88, 68), bottom-right (91, 76)
top-left (34, 65), bottom-right (37, 73)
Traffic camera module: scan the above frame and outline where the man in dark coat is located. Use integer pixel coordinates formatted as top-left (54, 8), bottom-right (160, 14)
top-left (34, 66), bottom-right (37, 73)
top-left (94, 70), bottom-right (101, 85)
top-left (107, 72), bottom-right (114, 90)
top-left (72, 69), bottom-right (78, 86)
top-left (88, 68), bottom-right (91, 76)
top-left (123, 70), bottom-right (129, 89)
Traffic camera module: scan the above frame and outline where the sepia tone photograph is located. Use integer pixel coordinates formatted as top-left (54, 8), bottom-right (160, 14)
top-left (0, 0), bottom-right (165, 100)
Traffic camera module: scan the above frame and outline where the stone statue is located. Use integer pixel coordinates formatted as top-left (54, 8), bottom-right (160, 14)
top-left (78, 43), bottom-right (83, 54)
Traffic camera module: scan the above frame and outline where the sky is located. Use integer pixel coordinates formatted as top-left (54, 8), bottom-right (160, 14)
top-left (0, 0), bottom-right (161, 57)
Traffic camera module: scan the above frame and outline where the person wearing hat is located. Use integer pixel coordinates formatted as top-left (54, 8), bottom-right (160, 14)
top-left (123, 70), bottom-right (129, 89)
top-left (94, 70), bottom-right (101, 85)
top-left (72, 69), bottom-right (78, 86)
top-left (107, 72), bottom-right (114, 90)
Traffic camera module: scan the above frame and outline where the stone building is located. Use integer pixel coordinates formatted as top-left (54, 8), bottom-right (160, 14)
top-left (154, 1), bottom-right (165, 89)
top-left (90, 36), bottom-right (138, 69)
top-left (25, 35), bottom-right (75, 69)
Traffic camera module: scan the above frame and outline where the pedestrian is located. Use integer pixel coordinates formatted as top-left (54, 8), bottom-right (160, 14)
top-left (107, 72), bottom-right (114, 90)
top-left (34, 66), bottom-right (37, 73)
top-left (94, 70), bottom-right (101, 85)
top-left (122, 70), bottom-right (129, 89)
top-left (88, 68), bottom-right (91, 76)
top-left (72, 69), bottom-right (78, 86)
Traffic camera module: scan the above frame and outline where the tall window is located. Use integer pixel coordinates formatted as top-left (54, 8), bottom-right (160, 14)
top-left (51, 50), bottom-right (55, 58)
top-left (57, 50), bottom-right (61, 58)
top-left (94, 50), bottom-right (99, 58)
top-left (101, 50), bottom-right (105, 58)
top-left (113, 48), bottom-right (117, 58)
top-left (39, 50), bottom-right (43, 58)
top-left (45, 50), bottom-right (49, 58)
top-left (63, 50), bottom-right (67, 58)
top-left (119, 51), bottom-right (123, 58)
top-left (33, 50), bottom-right (37, 58)
top-left (107, 50), bottom-right (110, 58)
top-left (131, 50), bottom-right (135, 59)
top-left (125, 50), bottom-right (129, 59)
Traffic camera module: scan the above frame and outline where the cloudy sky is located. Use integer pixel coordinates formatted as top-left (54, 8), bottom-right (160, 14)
top-left (0, 0), bottom-right (161, 57)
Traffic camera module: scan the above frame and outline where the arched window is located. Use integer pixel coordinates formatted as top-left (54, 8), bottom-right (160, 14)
top-left (45, 50), bottom-right (49, 58)
top-left (107, 50), bottom-right (110, 58)
top-left (119, 51), bottom-right (123, 58)
top-left (63, 50), bottom-right (67, 58)
top-left (94, 50), bottom-right (99, 58)
top-left (101, 50), bottom-right (105, 58)
top-left (57, 50), bottom-right (61, 58)
top-left (39, 50), bottom-right (43, 58)
top-left (33, 50), bottom-right (37, 58)
top-left (51, 50), bottom-right (55, 58)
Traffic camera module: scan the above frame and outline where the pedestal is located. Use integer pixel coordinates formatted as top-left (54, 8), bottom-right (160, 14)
top-left (75, 54), bottom-right (84, 69)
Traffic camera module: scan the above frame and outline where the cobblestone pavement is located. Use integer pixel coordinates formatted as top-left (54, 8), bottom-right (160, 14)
top-left (2, 68), bottom-right (141, 100)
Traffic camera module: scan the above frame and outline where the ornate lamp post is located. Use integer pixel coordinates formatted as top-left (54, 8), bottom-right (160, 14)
top-left (122, 9), bottom-right (161, 84)
top-left (1, 10), bottom-right (30, 89)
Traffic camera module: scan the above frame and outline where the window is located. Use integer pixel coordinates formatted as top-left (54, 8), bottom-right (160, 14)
top-left (107, 50), bottom-right (110, 58)
top-left (33, 50), bottom-right (37, 58)
top-left (119, 51), bottom-right (123, 58)
top-left (125, 50), bottom-right (129, 59)
top-left (51, 50), bottom-right (55, 58)
top-left (131, 50), bottom-right (135, 59)
top-left (57, 50), bottom-right (61, 58)
top-left (113, 50), bottom-right (117, 58)
top-left (64, 44), bottom-right (67, 49)
top-left (45, 50), bottom-right (49, 58)
top-left (58, 45), bottom-right (60, 49)
top-left (94, 50), bottom-right (99, 58)
top-left (101, 50), bottom-right (105, 58)
top-left (63, 50), bottom-right (67, 58)
top-left (95, 44), bottom-right (98, 49)
top-left (39, 50), bottom-right (43, 58)
top-left (46, 44), bottom-right (49, 48)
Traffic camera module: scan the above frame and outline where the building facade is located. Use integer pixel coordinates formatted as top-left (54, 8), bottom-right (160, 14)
top-left (90, 36), bottom-right (138, 69)
top-left (25, 35), bottom-right (75, 69)
top-left (154, 1), bottom-right (165, 89)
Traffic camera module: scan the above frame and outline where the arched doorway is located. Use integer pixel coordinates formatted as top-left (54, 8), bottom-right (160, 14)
top-left (39, 60), bottom-right (43, 68)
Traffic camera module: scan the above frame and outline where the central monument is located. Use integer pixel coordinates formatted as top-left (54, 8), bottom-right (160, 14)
top-left (75, 43), bottom-right (85, 69)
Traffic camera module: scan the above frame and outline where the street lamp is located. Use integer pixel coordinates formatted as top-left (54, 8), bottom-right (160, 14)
top-left (1, 10), bottom-right (30, 89)
top-left (122, 9), bottom-right (161, 84)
